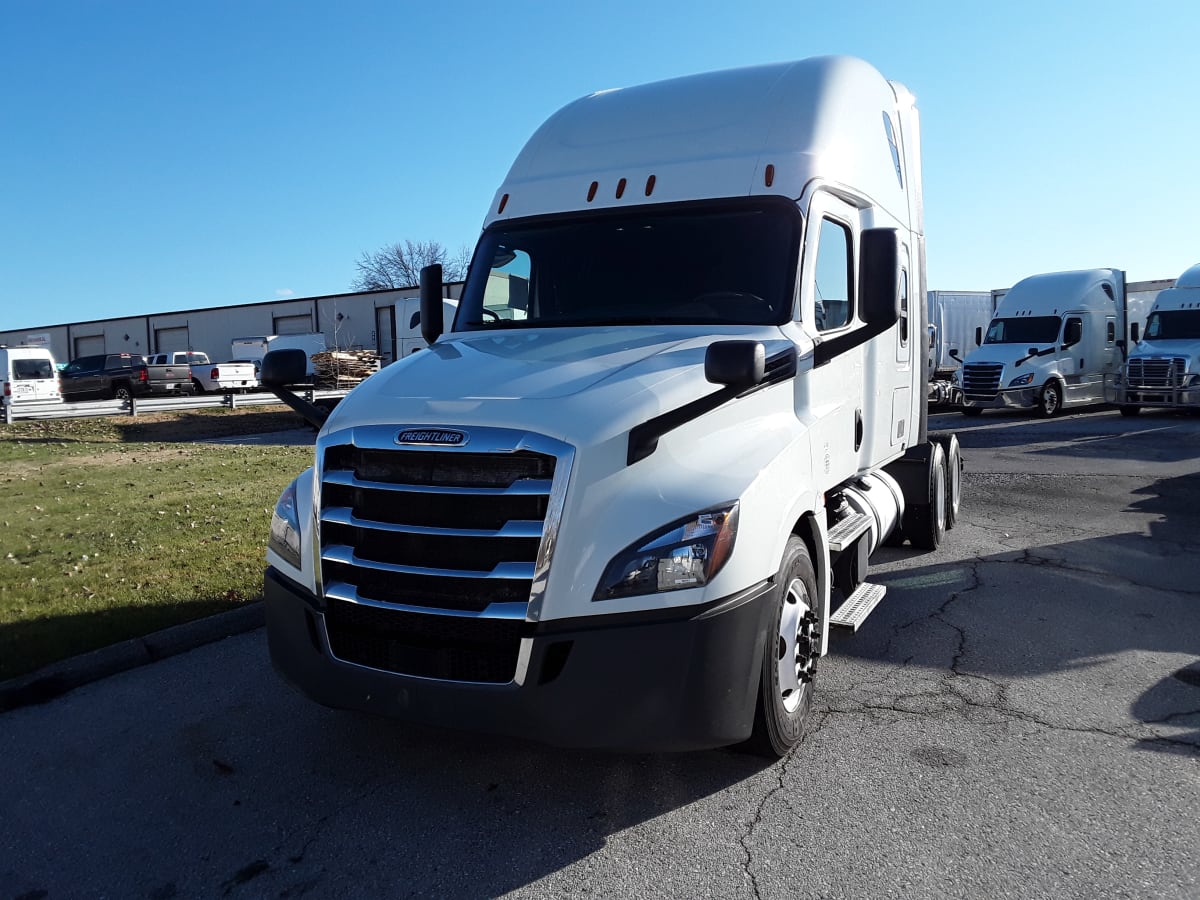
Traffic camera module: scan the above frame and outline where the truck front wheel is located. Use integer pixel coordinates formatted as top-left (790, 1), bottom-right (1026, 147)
top-left (745, 536), bottom-right (820, 757)
top-left (1037, 380), bottom-right (1063, 418)
top-left (1119, 405), bottom-right (1141, 418)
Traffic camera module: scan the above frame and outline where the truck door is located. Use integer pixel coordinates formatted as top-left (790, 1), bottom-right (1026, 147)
top-left (800, 193), bottom-right (863, 486)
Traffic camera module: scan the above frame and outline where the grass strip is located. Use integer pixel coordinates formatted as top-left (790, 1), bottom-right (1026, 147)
top-left (0, 409), bottom-right (312, 680)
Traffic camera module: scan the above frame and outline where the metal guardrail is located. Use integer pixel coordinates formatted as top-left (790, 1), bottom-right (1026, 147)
top-left (2, 389), bottom-right (350, 424)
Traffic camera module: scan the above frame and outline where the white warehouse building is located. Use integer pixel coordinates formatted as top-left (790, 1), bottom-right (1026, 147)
top-left (0, 284), bottom-right (464, 369)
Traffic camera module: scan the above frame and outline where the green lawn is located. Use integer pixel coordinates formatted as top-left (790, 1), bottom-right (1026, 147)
top-left (0, 409), bottom-right (313, 680)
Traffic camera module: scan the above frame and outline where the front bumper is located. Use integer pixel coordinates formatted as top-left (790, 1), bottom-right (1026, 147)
top-left (265, 567), bottom-right (775, 752)
top-left (1110, 384), bottom-right (1200, 408)
top-left (961, 387), bottom-right (1037, 410)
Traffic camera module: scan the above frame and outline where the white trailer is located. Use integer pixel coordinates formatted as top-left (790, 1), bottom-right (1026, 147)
top-left (926, 290), bottom-right (995, 404)
top-left (1111, 263), bottom-right (1200, 414)
top-left (231, 333), bottom-right (327, 378)
top-left (262, 56), bottom-right (962, 756)
top-left (958, 269), bottom-right (1154, 417)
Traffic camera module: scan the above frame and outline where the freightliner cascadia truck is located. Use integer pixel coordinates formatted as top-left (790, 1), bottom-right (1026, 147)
top-left (261, 56), bottom-right (963, 756)
top-left (1111, 263), bottom-right (1200, 415)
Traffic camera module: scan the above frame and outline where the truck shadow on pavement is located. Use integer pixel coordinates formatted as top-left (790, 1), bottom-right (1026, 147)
top-left (835, 469), bottom-right (1200, 759)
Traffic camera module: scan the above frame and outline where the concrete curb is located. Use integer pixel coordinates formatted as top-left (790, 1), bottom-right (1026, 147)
top-left (0, 603), bottom-right (265, 713)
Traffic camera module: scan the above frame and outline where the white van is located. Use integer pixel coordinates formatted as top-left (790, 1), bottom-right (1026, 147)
top-left (0, 346), bottom-right (61, 405)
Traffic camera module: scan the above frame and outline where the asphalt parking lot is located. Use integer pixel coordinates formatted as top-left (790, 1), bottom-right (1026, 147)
top-left (2, 407), bottom-right (1197, 899)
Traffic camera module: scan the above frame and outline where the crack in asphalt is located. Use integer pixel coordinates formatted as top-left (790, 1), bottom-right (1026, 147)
top-left (819, 555), bottom-right (1200, 755)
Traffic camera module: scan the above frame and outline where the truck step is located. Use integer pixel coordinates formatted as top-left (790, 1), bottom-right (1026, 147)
top-left (827, 512), bottom-right (871, 552)
top-left (829, 582), bottom-right (887, 631)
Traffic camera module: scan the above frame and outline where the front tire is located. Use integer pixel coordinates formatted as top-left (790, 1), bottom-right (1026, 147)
top-left (745, 536), bottom-right (821, 758)
top-left (1037, 380), bottom-right (1063, 418)
top-left (1119, 404), bottom-right (1141, 417)
top-left (960, 406), bottom-right (983, 417)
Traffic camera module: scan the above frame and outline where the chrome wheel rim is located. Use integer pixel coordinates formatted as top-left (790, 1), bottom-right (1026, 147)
top-left (777, 577), bottom-right (818, 713)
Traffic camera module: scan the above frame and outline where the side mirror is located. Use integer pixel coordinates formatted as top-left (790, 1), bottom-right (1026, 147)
top-left (1027, 347), bottom-right (1039, 358)
top-left (1130, 322), bottom-right (1140, 343)
top-left (705, 340), bottom-right (764, 388)
top-left (859, 229), bottom-right (899, 328)
top-left (975, 326), bottom-right (983, 347)
top-left (261, 348), bottom-right (308, 388)
top-left (420, 264), bottom-right (444, 346)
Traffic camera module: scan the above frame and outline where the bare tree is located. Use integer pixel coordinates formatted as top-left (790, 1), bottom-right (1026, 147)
top-left (352, 240), bottom-right (472, 290)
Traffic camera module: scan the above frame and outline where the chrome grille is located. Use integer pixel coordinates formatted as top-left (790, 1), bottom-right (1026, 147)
top-left (962, 362), bottom-right (1004, 400)
top-left (316, 426), bottom-right (571, 683)
top-left (1127, 357), bottom-right (1187, 389)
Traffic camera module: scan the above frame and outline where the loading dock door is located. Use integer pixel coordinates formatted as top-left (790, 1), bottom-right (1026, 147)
top-left (273, 314), bottom-right (312, 334)
top-left (73, 335), bottom-right (105, 358)
top-left (154, 326), bottom-right (189, 353)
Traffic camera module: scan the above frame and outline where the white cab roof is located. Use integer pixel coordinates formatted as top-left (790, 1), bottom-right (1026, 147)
top-left (486, 56), bottom-right (910, 228)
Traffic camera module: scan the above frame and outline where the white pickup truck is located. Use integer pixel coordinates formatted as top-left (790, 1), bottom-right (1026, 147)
top-left (145, 351), bottom-right (259, 394)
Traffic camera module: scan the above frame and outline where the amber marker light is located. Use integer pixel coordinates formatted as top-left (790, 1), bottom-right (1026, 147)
top-left (764, 164), bottom-right (775, 187)
top-left (616, 177), bottom-right (627, 199)
top-left (497, 193), bottom-right (509, 214)
top-left (644, 174), bottom-right (656, 196)
top-left (587, 181), bottom-right (598, 202)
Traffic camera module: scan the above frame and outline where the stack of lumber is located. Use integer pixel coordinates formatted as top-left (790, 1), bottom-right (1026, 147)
top-left (312, 349), bottom-right (381, 388)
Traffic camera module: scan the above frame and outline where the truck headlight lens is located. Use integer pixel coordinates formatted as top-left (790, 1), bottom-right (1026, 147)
top-left (269, 480), bottom-right (302, 569)
top-left (593, 503), bottom-right (738, 600)
top-left (1008, 372), bottom-right (1034, 387)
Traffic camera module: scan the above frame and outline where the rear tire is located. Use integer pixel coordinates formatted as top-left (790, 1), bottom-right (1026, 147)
top-left (903, 441), bottom-right (947, 550)
top-left (1037, 380), bottom-right (1063, 418)
top-left (112, 384), bottom-right (132, 402)
top-left (745, 536), bottom-right (820, 758)
top-left (191, 379), bottom-right (205, 395)
top-left (1119, 405), bottom-right (1141, 418)
top-left (934, 434), bottom-right (962, 530)
top-left (960, 406), bottom-right (983, 417)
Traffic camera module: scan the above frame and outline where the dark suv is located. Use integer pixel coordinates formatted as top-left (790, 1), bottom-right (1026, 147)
top-left (59, 353), bottom-right (150, 402)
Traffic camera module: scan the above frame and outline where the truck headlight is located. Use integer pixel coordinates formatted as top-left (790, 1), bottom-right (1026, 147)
top-left (1008, 372), bottom-right (1034, 387)
top-left (269, 480), bottom-right (302, 569)
top-left (593, 503), bottom-right (738, 601)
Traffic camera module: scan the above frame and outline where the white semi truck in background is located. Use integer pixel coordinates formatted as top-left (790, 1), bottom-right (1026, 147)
top-left (261, 56), bottom-right (963, 756)
top-left (1111, 263), bottom-right (1200, 415)
top-left (957, 269), bottom-right (1155, 417)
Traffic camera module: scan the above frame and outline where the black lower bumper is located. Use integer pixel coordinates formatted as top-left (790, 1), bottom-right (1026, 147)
top-left (265, 568), bottom-right (775, 752)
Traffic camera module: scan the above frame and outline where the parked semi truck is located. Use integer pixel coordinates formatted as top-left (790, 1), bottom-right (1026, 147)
top-left (957, 269), bottom-right (1154, 417)
top-left (1111, 263), bottom-right (1200, 415)
top-left (261, 56), bottom-right (963, 756)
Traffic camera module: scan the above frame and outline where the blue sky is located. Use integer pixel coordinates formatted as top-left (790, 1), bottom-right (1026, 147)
top-left (3, 1), bottom-right (1197, 330)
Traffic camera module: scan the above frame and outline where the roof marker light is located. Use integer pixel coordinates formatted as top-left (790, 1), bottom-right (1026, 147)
top-left (587, 181), bottom-right (598, 202)
top-left (497, 193), bottom-right (509, 214)
top-left (644, 175), bottom-right (656, 196)
top-left (615, 178), bottom-right (627, 199)
top-left (765, 164), bottom-right (775, 187)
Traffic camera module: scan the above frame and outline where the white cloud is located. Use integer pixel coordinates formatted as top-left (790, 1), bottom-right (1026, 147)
top-left (275, 289), bottom-right (295, 298)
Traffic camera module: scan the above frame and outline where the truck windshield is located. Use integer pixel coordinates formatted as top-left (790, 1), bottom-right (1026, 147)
top-left (1143, 309), bottom-right (1200, 341)
top-left (983, 316), bottom-right (1061, 345)
top-left (456, 199), bottom-right (800, 329)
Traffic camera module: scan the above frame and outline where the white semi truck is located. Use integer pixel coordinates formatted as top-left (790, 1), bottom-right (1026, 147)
top-left (957, 269), bottom-right (1153, 417)
top-left (261, 56), bottom-right (962, 756)
top-left (1111, 263), bottom-right (1200, 415)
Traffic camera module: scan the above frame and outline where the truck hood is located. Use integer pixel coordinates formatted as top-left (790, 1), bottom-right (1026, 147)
top-left (327, 325), bottom-right (789, 444)
top-left (1130, 340), bottom-right (1198, 361)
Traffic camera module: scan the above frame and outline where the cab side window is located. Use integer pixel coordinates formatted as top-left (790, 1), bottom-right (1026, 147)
top-left (814, 218), bottom-right (851, 332)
